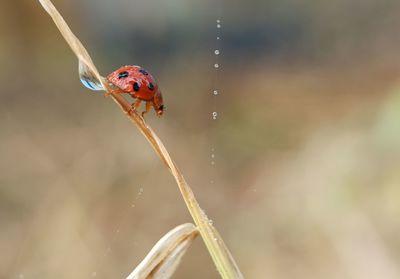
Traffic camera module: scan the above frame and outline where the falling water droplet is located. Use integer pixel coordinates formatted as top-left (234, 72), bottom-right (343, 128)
top-left (217, 24), bottom-right (221, 29)
top-left (217, 19), bottom-right (221, 24)
top-left (214, 49), bottom-right (220, 55)
top-left (211, 154), bottom-right (215, 158)
top-left (217, 36), bottom-right (220, 40)
top-left (213, 90), bottom-right (218, 95)
top-left (212, 111), bottom-right (218, 120)
top-left (214, 63), bottom-right (219, 68)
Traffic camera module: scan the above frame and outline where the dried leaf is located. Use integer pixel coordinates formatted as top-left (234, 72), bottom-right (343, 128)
top-left (126, 223), bottom-right (198, 279)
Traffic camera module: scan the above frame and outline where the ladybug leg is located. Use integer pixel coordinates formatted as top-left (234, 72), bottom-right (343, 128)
top-left (141, 102), bottom-right (152, 117)
top-left (130, 99), bottom-right (142, 112)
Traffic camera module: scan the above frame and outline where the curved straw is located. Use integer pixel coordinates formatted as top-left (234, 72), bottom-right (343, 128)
top-left (37, 0), bottom-right (244, 278)
top-left (126, 223), bottom-right (199, 279)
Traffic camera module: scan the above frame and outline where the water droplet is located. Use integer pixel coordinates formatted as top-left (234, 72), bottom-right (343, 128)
top-left (217, 36), bottom-right (220, 40)
top-left (80, 77), bottom-right (104, 91)
top-left (213, 90), bottom-right (218, 95)
top-left (211, 154), bottom-right (215, 158)
top-left (214, 63), bottom-right (219, 68)
top-left (217, 24), bottom-right (221, 28)
top-left (79, 61), bottom-right (104, 91)
top-left (211, 161), bottom-right (215, 165)
top-left (208, 219), bottom-right (213, 225)
top-left (214, 49), bottom-right (220, 55)
top-left (216, 19), bottom-right (221, 24)
top-left (212, 111), bottom-right (218, 120)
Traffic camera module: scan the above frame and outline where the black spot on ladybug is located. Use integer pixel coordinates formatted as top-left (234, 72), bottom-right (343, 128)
top-left (118, 71), bottom-right (129, 79)
top-left (133, 82), bottom-right (140, 92)
top-left (148, 83), bottom-right (155, 91)
top-left (139, 69), bottom-right (149, 75)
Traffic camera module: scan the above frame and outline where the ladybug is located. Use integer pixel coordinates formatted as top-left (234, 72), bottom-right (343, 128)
top-left (106, 65), bottom-right (164, 117)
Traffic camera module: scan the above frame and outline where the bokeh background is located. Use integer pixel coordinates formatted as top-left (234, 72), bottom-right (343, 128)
top-left (1, 0), bottom-right (400, 278)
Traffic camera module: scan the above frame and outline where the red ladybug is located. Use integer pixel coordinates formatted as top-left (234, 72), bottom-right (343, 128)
top-left (106, 65), bottom-right (164, 117)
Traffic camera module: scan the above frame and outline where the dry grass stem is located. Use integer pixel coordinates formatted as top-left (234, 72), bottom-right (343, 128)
top-left (37, 0), bottom-right (244, 278)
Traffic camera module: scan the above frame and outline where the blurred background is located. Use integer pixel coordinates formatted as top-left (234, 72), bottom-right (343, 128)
top-left (1, 0), bottom-right (400, 278)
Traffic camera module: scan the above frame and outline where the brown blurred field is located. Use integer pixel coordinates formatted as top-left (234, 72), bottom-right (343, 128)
top-left (1, 0), bottom-right (400, 278)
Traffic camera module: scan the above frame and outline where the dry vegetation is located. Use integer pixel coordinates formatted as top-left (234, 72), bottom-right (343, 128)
top-left (36, 0), bottom-right (243, 278)
top-left (1, 0), bottom-right (400, 278)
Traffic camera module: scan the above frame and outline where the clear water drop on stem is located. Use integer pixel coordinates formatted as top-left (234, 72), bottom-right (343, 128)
top-left (79, 60), bottom-right (104, 91)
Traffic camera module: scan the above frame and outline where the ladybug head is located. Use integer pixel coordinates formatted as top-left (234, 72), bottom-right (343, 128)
top-left (154, 90), bottom-right (164, 117)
